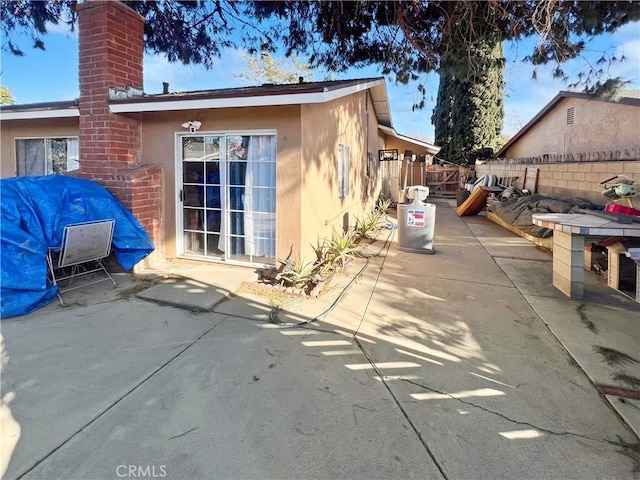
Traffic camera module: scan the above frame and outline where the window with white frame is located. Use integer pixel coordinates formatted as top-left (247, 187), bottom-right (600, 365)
top-left (337, 144), bottom-right (350, 198)
top-left (15, 137), bottom-right (79, 176)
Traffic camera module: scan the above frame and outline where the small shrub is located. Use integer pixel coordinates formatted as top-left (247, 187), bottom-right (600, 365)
top-left (276, 259), bottom-right (317, 288)
top-left (324, 228), bottom-right (362, 268)
top-left (376, 197), bottom-right (392, 215)
top-left (267, 222), bottom-right (368, 295)
top-left (355, 209), bottom-right (386, 239)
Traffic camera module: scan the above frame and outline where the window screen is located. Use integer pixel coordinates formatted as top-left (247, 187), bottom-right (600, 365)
top-left (16, 137), bottom-right (79, 176)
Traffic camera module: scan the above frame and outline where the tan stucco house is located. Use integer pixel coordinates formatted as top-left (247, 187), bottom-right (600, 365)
top-left (497, 90), bottom-right (640, 161)
top-left (0, 1), bottom-right (436, 270)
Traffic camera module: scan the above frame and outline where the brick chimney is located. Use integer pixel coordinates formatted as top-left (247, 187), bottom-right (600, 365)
top-left (78, 1), bottom-right (143, 173)
top-left (77, 1), bottom-right (163, 265)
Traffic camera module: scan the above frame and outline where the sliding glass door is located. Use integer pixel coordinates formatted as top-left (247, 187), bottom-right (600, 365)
top-left (179, 133), bottom-right (276, 266)
top-left (181, 135), bottom-right (224, 259)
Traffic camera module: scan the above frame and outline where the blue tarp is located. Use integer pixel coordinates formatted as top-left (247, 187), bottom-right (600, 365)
top-left (1, 175), bottom-right (154, 318)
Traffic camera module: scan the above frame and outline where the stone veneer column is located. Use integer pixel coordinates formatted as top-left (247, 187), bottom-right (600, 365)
top-left (77, 1), bottom-right (163, 265)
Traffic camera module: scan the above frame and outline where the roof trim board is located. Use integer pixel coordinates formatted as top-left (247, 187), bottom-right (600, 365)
top-left (0, 108), bottom-right (80, 120)
top-left (378, 124), bottom-right (440, 155)
top-left (108, 78), bottom-right (392, 125)
top-left (0, 77), bottom-right (397, 131)
top-left (0, 100), bottom-right (79, 120)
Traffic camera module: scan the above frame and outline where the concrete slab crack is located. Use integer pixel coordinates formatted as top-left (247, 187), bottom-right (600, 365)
top-left (168, 426), bottom-right (198, 440)
top-left (354, 338), bottom-right (449, 480)
top-left (15, 317), bottom-right (230, 480)
top-left (402, 378), bottom-right (611, 445)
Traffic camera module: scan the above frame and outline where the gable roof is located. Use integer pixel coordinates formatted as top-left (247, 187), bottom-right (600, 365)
top-left (0, 77), bottom-right (393, 127)
top-left (496, 90), bottom-right (640, 157)
top-left (109, 77), bottom-right (392, 125)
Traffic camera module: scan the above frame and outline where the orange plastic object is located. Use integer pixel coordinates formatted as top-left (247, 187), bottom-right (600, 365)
top-left (456, 187), bottom-right (490, 216)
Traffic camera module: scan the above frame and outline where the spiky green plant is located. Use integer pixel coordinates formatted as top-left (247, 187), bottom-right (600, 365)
top-left (324, 228), bottom-right (362, 268)
top-left (354, 209), bottom-right (386, 239)
top-left (376, 197), bottom-right (392, 215)
top-left (276, 259), bottom-right (317, 288)
top-left (315, 256), bottom-right (334, 277)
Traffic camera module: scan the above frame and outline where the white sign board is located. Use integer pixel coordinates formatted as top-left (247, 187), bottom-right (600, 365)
top-left (407, 210), bottom-right (425, 227)
top-left (59, 220), bottom-right (115, 267)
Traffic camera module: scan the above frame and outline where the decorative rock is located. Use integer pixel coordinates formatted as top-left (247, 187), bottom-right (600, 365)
top-left (310, 281), bottom-right (324, 298)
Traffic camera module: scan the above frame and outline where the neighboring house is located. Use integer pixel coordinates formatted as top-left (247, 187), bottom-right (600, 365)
top-left (477, 90), bottom-right (639, 205)
top-left (0, 1), bottom-right (435, 270)
top-left (497, 91), bottom-right (640, 161)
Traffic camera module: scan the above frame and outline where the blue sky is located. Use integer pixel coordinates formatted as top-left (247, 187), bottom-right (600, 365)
top-left (1, 20), bottom-right (638, 142)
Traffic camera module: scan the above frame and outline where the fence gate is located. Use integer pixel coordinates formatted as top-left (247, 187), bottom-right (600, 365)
top-left (426, 166), bottom-right (460, 197)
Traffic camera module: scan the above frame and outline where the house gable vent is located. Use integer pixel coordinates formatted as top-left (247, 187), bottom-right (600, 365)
top-left (566, 106), bottom-right (575, 125)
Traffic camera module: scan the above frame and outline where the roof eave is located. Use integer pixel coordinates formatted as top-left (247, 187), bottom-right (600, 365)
top-left (109, 78), bottom-right (387, 114)
top-left (0, 108), bottom-right (80, 121)
top-left (368, 82), bottom-right (392, 128)
top-left (378, 124), bottom-right (440, 154)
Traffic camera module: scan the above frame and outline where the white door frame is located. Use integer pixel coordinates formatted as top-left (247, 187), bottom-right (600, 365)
top-left (175, 130), bottom-right (277, 268)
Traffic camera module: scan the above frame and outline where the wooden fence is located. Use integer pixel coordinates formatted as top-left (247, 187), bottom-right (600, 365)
top-left (425, 165), bottom-right (461, 197)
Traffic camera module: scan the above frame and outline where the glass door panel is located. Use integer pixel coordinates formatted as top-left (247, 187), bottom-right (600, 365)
top-left (183, 136), bottom-right (204, 160)
top-left (226, 136), bottom-right (248, 261)
top-left (181, 135), bottom-right (224, 258)
top-left (203, 160), bottom-right (223, 257)
top-left (225, 135), bottom-right (276, 265)
top-left (179, 133), bottom-right (276, 266)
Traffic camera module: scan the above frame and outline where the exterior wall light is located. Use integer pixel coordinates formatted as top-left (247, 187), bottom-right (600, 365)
top-left (181, 121), bottom-right (202, 133)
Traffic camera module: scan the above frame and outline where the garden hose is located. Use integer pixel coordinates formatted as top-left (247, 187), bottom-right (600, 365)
top-left (269, 220), bottom-right (396, 328)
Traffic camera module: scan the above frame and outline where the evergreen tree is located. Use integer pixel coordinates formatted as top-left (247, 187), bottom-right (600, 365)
top-left (248, 1), bottom-right (638, 163)
top-left (3, 0), bottom-right (639, 163)
top-left (433, 20), bottom-right (505, 164)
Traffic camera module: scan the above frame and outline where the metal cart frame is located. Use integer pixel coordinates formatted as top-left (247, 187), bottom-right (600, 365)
top-left (47, 219), bottom-right (117, 305)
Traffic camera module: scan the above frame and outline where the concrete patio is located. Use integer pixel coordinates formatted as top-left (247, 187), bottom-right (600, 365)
top-left (2, 199), bottom-right (639, 480)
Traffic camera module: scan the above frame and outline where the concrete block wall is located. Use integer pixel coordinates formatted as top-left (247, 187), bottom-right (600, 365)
top-left (476, 160), bottom-right (640, 206)
top-left (551, 231), bottom-right (585, 298)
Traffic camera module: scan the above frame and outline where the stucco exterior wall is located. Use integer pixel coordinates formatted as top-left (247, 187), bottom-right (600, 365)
top-left (504, 97), bottom-right (640, 160)
top-left (386, 136), bottom-right (431, 188)
top-left (0, 91), bottom-right (396, 267)
top-left (299, 91), bottom-right (384, 262)
top-left (476, 160), bottom-right (640, 206)
top-left (139, 104), bottom-right (302, 261)
top-left (1, 118), bottom-right (79, 178)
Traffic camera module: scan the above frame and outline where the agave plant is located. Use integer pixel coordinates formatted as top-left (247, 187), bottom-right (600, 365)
top-left (376, 196), bottom-right (392, 215)
top-left (324, 227), bottom-right (362, 268)
top-left (275, 259), bottom-right (317, 288)
top-left (355, 209), bottom-right (386, 239)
